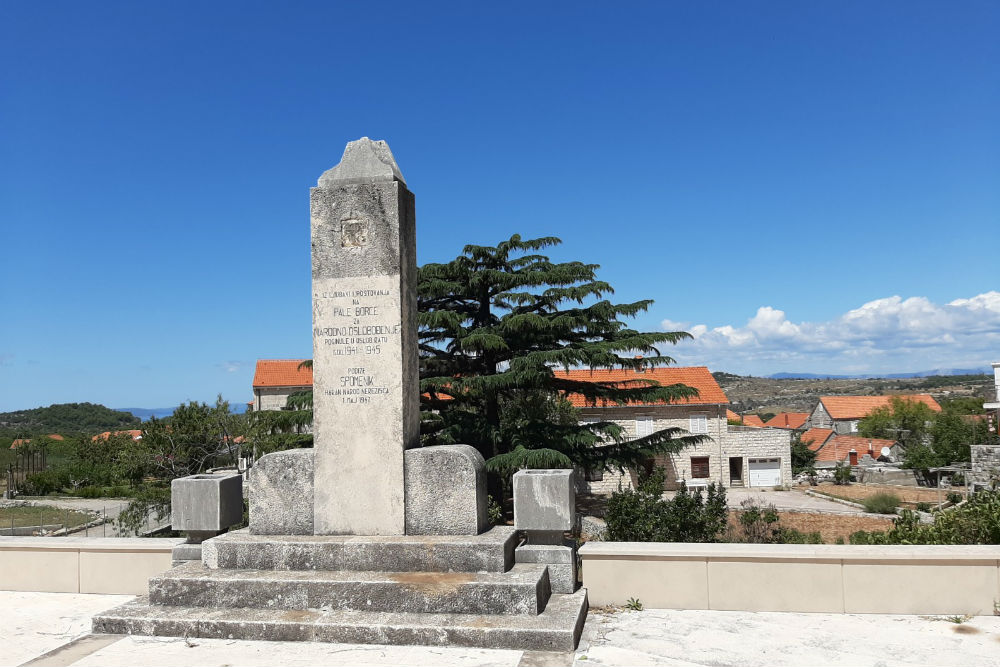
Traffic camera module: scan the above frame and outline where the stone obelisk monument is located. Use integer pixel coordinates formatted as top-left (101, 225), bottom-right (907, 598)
top-left (310, 138), bottom-right (419, 535)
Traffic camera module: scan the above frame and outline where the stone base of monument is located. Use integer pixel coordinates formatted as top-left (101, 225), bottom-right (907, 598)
top-left (92, 526), bottom-right (588, 651)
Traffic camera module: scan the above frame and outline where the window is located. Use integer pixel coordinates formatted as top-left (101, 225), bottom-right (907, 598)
top-left (689, 413), bottom-right (708, 434)
top-left (691, 456), bottom-right (710, 479)
top-left (635, 417), bottom-right (654, 438)
top-left (849, 420), bottom-right (859, 433)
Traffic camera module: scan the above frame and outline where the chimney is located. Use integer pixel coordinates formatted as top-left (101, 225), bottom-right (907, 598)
top-left (848, 449), bottom-right (858, 466)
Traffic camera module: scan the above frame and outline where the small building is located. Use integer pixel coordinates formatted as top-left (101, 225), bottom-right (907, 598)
top-left (806, 394), bottom-right (941, 435)
top-left (811, 434), bottom-right (897, 468)
top-left (741, 414), bottom-right (766, 428)
top-left (971, 361), bottom-right (1000, 491)
top-left (800, 427), bottom-right (834, 451)
top-left (553, 366), bottom-right (792, 493)
top-left (251, 359), bottom-right (313, 411)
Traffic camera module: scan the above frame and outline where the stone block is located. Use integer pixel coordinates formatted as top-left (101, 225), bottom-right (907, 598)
top-left (513, 469), bottom-right (575, 533)
top-left (405, 445), bottom-right (487, 535)
top-left (171, 473), bottom-right (243, 533)
top-left (515, 542), bottom-right (577, 593)
top-left (249, 448), bottom-right (314, 535)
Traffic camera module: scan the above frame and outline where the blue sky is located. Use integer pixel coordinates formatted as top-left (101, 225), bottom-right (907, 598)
top-left (1, 2), bottom-right (998, 411)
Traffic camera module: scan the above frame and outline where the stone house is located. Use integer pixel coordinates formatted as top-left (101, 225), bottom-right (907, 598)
top-left (805, 394), bottom-right (941, 435)
top-left (971, 361), bottom-right (1000, 490)
top-left (553, 366), bottom-right (792, 494)
top-left (250, 359), bottom-right (313, 412)
top-left (808, 433), bottom-right (897, 469)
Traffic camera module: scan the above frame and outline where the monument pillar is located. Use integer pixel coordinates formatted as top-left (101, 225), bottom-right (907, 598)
top-left (310, 138), bottom-right (419, 535)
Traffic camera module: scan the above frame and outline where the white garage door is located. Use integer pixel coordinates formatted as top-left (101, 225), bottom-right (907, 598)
top-left (748, 458), bottom-right (781, 487)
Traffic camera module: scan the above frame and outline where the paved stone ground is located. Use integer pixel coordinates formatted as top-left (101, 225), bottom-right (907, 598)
top-left (5, 591), bottom-right (1000, 667)
top-left (721, 487), bottom-right (866, 513)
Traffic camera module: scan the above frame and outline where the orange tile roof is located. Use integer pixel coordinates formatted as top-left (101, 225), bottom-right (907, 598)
top-left (741, 414), bottom-right (765, 428)
top-left (726, 409), bottom-right (740, 421)
top-left (820, 394), bottom-right (941, 420)
top-left (763, 412), bottom-right (809, 429)
top-left (9, 433), bottom-right (65, 449)
top-left (91, 430), bottom-right (143, 442)
top-left (814, 434), bottom-right (896, 463)
top-left (800, 428), bottom-right (834, 451)
top-left (553, 366), bottom-right (728, 408)
top-left (253, 359), bottom-right (314, 388)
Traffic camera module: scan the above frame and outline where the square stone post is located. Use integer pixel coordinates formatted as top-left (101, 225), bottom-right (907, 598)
top-left (310, 138), bottom-right (419, 535)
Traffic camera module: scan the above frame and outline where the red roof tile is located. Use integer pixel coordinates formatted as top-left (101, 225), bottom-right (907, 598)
top-left (820, 394), bottom-right (941, 420)
top-left (814, 434), bottom-right (896, 463)
top-left (91, 430), bottom-right (143, 442)
top-left (800, 428), bottom-right (834, 451)
top-left (763, 412), bottom-right (809, 429)
top-left (553, 366), bottom-right (728, 408)
top-left (726, 409), bottom-right (740, 421)
top-left (741, 414), bottom-right (765, 428)
top-left (253, 360), bottom-right (314, 388)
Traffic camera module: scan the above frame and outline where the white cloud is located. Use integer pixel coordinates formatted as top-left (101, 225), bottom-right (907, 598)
top-left (216, 361), bottom-right (245, 373)
top-left (659, 291), bottom-right (1000, 375)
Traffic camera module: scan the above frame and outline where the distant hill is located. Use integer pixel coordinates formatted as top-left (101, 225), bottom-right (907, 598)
top-left (768, 367), bottom-right (991, 380)
top-left (116, 403), bottom-right (249, 421)
top-left (0, 402), bottom-right (140, 435)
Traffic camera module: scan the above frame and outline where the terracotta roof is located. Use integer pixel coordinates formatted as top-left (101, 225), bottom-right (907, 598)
top-left (742, 414), bottom-right (765, 428)
top-left (91, 430), bottom-right (143, 442)
top-left (726, 409), bottom-right (740, 421)
top-left (763, 412), bottom-right (809, 429)
top-left (253, 359), bottom-right (313, 388)
top-left (553, 366), bottom-right (728, 408)
top-left (819, 394), bottom-right (941, 420)
top-left (800, 428), bottom-right (835, 451)
top-left (814, 434), bottom-right (896, 463)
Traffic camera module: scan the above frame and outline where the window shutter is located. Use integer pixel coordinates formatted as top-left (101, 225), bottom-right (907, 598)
top-left (636, 417), bottom-right (654, 437)
top-left (691, 456), bottom-right (710, 479)
top-left (690, 413), bottom-right (708, 434)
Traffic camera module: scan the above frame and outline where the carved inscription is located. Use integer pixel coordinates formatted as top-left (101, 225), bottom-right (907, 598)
top-left (314, 287), bottom-right (396, 404)
top-left (341, 220), bottom-right (369, 247)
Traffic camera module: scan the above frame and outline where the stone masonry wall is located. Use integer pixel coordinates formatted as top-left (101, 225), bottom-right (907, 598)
top-left (253, 387), bottom-right (310, 412)
top-left (971, 444), bottom-right (1000, 490)
top-left (574, 406), bottom-right (792, 495)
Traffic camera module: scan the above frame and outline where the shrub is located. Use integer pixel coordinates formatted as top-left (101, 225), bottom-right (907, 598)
top-left (916, 502), bottom-right (932, 512)
top-left (862, 492), bottom-right (901, 514)
top-left (780, 528), bottom-right (823, 544)
top-left (605, 467), bottom-right (728, 543)
top-left (850, 488), bottom-right (1000, 544)
top-left (833, 462), bottom-right (852, 485)
top-left (21, 469), bottom-right (70, 496)
top-left (731, 498), bottom-right (781, 543)
top-left (946, 491), bottom-right (962, 505)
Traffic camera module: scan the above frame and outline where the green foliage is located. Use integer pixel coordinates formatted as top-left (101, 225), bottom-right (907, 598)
top-left (916, 502), bottom-right (932, 512)
top-left (790, 434), bottom-right (817, 474)
top-left (833, 462), bottom-right (852, 485)
top-left (0, 402), bottom-right (139, 435)
top-left (731, 498), bottom-right (781, 543)
top-left (862, 492), bottom-right (901, 514)
top-left (21, 469), bottom-right (71, 496)
top-left (939, 396), bottom-right (987, 415)
top-left (780, 528), bottom-right (823, 544)
top-left (946, 491), bottom-right (962, 505)
top-left (849, 488), bottom-right (1000, 545)
top-left (605, 468), bottom-right (728, 543)
top-left (625, 597), bottom-right (644, 611)
top-left (487, 495), bottom-right (504, 526)
top-left (858, 396), bottom-right (935, 447)
top-left (115, 486), bottom-right (170, 536)
top-left (418, 235), bottom-right (706, 475)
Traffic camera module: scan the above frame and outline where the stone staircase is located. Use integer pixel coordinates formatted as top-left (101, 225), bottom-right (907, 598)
top-left (93, 526), bottom-right (588, 651)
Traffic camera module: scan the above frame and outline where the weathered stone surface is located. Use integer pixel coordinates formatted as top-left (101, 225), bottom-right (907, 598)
top-left (515, 543), bottom-right (577, 594)
top-left (249, 449), bottom-right (314, 535)
top-left (311, 138), bottom-right (419, 535)
top-left (93, 590), bottom-right (589, 651)
top-left (202, 526), bottom-right (517, 573)
top-left (405, 445), bottom-right (488, 535)
top-left (318, 137), bottom-right (406, 187)
top-left (171, 473), bottom-right (243, 533)
top-left (150, 561), bottom-right (550, 615)
top-left (579, 515), bottom-right (608, 541)
top-left (513, 469), bottom-right (576, 533)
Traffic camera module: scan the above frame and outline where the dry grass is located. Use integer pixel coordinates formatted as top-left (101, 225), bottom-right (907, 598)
top-left (0, 505), bottom-right (94, 530)
top-left (776, 511), bottom-right (894, 543)
top-left (813, 482), bottom-right (954, 506)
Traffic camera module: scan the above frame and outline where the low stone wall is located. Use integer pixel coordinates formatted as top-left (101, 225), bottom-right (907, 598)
top-left (580, 542), bottom-right (1000, 615)
top-left (971, 444), bottom-right (1000, 490)
top-left (0, 537), bottom-right (184, 594)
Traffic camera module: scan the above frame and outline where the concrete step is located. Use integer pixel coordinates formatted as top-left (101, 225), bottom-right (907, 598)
top-left (203, 526), bottom-right (516, 573)
top-left (150, 561), bottom-right (550, 615)
top-left (93, 589), bottom-right (588, 651)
